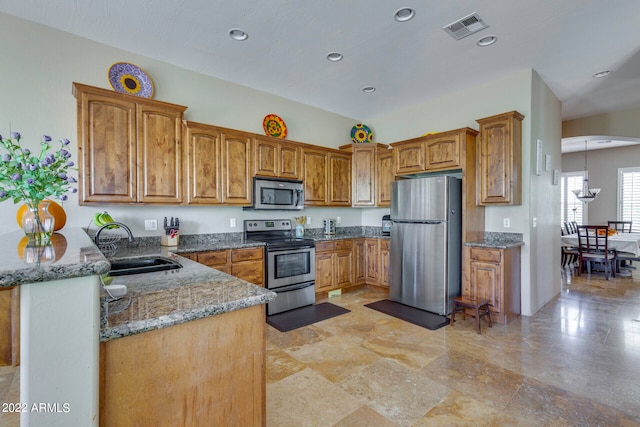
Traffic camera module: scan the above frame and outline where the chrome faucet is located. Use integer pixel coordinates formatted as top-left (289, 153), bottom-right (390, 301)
top-left (94, 222), bottom-right (135, 246)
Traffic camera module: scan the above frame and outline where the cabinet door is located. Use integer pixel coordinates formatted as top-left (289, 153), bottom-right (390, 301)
top-left (394, 140), bottom-right (425, 175)
top-left (336, 250), bottom-right (354, 288)
top-left (376, 150), bottom-right (393, 207)
top-left (279, 143), bottom-right (301, 180)
top-left (379, 240), bottom-right (390, 288)
top-left (222, 131), bottom-right (252, 205)
top-left (183, 122), bottom-right (223, 205)
top-left (77, 91), bottom-right (137, 203)
top-left (329, 152), bottom-right (352, 206)
top-left (469, 261), bottom-right (501, 313)
top-left (353, 239), bottom-right (366, 285)
top-left (365, 239), bottom-right (379, 283)
top-left (315, 252), bottom-right (335, 292)
top-left (231, 261), bottom-right (264, 286)
top-left (425, 133), bottom-right (460, 171)
top-left (303, 148), bottom-right (328, 206)
top-left (352, 145), bottom-right (376, 207)
top-left (476, 111), bottom-right (523, 205)
top-left (137, 103), bottom-right (184, 204)
top-left (254, 138), bottom-right (278, 177)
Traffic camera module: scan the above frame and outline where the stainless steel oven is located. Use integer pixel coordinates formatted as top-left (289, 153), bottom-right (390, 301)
top-left (245, 219), bottom-right (316, 315)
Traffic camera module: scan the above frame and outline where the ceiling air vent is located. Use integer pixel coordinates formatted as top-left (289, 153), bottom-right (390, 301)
top-left (443, 12), bottom-right (489, 40)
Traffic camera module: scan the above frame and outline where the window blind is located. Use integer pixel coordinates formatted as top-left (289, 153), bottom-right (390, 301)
top-left (618, 167), bottom-right (640, 232)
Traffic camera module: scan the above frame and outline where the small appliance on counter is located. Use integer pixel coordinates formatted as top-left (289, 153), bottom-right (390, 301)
top-left (323, 218), bottom-right (336, 236)
top-left (382, 215), bottom-right (391, 236)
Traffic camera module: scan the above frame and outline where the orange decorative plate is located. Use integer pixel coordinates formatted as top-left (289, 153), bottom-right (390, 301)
top-left (263, 114), bottom-right (287, 138)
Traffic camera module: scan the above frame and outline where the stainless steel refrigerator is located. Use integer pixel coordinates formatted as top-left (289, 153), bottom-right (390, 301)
top-left (390, 176), bottom-right (462, 315)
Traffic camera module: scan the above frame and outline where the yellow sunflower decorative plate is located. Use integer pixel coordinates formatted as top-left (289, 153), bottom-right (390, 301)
top-left (263, 114), bottom-right (287, 138)
top-left (108, 62), bottom-right (154, 98)
top-left (351, 123), bottom-right (373, 143)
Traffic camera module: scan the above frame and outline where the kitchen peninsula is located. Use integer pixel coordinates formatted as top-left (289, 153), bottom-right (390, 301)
top-left (0, 228), bottom-right (275, 427)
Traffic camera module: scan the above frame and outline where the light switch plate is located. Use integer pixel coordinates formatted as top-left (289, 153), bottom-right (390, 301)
top-left (144, 219), bottom-right (157, 231)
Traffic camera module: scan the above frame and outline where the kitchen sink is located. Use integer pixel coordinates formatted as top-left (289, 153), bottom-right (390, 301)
top-left (108, 256), bottom-right (182, 276)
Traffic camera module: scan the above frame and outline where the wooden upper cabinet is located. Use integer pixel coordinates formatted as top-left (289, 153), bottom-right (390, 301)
top-left (254, 137), bottom-right (301, 180)
top-left (328, 152), bottom-right (351, 206)
top-left (376, 149), bottom-right (393, 207)
top-left (137, 104), bottom-right (184, 204)
top-left (393, 139), bottom-right (425, 175)
top-left (222, 130), bottom-right (252, 205)
top-left (73, 83), bottom-right (187, 205)
top-left (302, 148), bottom-right (328, 206)
top-left (476, 111), bottom-right (524, 205)
top-left (424, 132), bottom-right (461, 171)
top-left (183, 121), bottom-right (223, 205)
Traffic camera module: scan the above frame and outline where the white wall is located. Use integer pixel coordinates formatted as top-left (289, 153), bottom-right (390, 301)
top-left (369, 69), bottom-right (562, 316)
top-left (0, 13), bottom-right (361, 236)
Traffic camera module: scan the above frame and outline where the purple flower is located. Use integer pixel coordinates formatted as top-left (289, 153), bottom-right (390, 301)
top-left (42, 135), bottom-right (52, 143)
top-left (10, 132), bottom-right (20, 140)
top-left (2, 154), bottom-right (10, 162)
top-left (71, 188), bottom-right (78, 193)
top-left (61, 138), bottom-right (71, 146)
top-left (0, 191), bottom-right (6, 198)
top-left (60, 194), bottom-right (68, 201)
top-left (68, 176), bottom-right (77, 183)
top-left (26, 178), bottom-right (35, 185)
top-left (28, 163), bottom-right (38, 171)
top-left (10, 173), bottom-right (21, 181)
top-left (60, 149), bottom-right (71, 158)
top-left (22, 148), bottom-right (30, 156)
top-left (58, 172), bottom-right (68, 180)
top-left (66, 161), bottom-right (74, 167)
top-left (44, 154), bottom-right (55, 165)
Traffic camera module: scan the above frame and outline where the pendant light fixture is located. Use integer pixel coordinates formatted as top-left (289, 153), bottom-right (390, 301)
top-left (572, 140), bottom-right (601, 203)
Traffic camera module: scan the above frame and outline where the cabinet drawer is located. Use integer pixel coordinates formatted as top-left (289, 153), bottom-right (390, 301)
top-left (196, 250), bottom-right (228, 267)
top-left (469, 247), bottom-right (501, 263)
top-left (315, 241), bottom-right (336, 252)
top-left (336, 240), bottom-right (353, 251)
top-left (231, 247), bottom-right (263, 262)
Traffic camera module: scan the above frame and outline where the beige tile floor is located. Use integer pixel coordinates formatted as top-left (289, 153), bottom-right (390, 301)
top-left (267, 267), bottom-right (640, 426)
top-left (1, 267), bottom-right (639, 426)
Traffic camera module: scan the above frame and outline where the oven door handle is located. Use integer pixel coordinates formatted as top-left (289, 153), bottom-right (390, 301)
top-left (268, 246), bottom-right (315, 254)
top-left (272, 281), bottom-right (315, 293)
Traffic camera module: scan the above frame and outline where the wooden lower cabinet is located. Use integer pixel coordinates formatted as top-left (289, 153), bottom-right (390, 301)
top-left (462, 245), bottom-right (521, 324)
top-left (0, 286), bottom-right (19, 366)
top-left (315, 238), bottom-right (390, 294)
top-left (100, 305), bottom-right (266, 426)
top-left (183, 247), bottom-right (264, 286)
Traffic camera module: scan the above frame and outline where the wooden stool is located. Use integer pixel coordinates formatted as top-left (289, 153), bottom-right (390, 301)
top-left (450, 296), bottom-right (492, 334)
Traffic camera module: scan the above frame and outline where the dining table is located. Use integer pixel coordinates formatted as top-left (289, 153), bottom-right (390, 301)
top-left (561, 232), bottom-right (640, 258)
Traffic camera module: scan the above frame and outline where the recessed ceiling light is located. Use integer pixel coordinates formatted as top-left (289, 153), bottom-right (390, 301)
top-left (394, 7), bottom-right (415, 22)
top-left (362, 86), bottom-right (376, 93)
top-left (477, 35), bottom-right (497, 46)
top-left (327, 52), bottom-right (343, 62)
top-left (229, 28), bottom-right (248, 41)
top-left (593, 70), bottom-right (612, 78)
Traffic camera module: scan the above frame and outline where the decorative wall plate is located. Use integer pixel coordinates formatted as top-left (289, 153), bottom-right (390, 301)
top-left (351, 123), bottom-right (373, 143)
top-left (263, 114), bottom-right (287, 138)
top-left (108, 62), bottom-right (154, 98)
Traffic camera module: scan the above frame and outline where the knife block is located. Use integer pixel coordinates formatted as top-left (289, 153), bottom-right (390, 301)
top-left (161, 234), bottom-right (179, 247)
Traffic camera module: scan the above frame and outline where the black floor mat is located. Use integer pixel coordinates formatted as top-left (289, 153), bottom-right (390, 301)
top-left (266, 302), bottom-right (351, 332)
top-left (364, 299), bottom-right (450, 330)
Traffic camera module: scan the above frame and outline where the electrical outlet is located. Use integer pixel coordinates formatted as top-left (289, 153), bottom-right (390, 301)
top-left (503, 218), bottom-right (510, 228)
top-left (230, 218), bottom-right (236, 228)
top-left (533, 217), bottom-right (537, 228)
top-left (336, 216), bottom-right (342, 224)
top-left (306, 216), bottom-right (311, 225)
top-left (144, 219), bottom-right (157, 231)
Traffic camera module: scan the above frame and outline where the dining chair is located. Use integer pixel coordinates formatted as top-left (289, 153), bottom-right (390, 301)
top-left (576, 225), bottom-right (616, 280)
top-left (561, 226), bottom-right (579, 269)
top-left (570, 221), bottom-right (578, 234)
top-left (607, 221), bottom-right (632, 233)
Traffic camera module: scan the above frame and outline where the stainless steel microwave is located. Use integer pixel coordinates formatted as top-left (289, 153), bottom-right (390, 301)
top-left (248, 177), bottom-right (304, 210)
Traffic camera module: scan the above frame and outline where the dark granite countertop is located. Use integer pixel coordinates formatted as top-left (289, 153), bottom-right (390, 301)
top-left (0, 228), bottom-right (109, 287)
top-left (100, 248), bottom-right (276, 342)
top-left (464, 232), bottom-right (524, 249)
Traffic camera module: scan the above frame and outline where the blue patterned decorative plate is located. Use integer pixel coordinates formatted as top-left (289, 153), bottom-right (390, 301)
top-left (108, 62), bottom-right (154, 98)
top-left (351, 123), bottom-right (373, 143)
